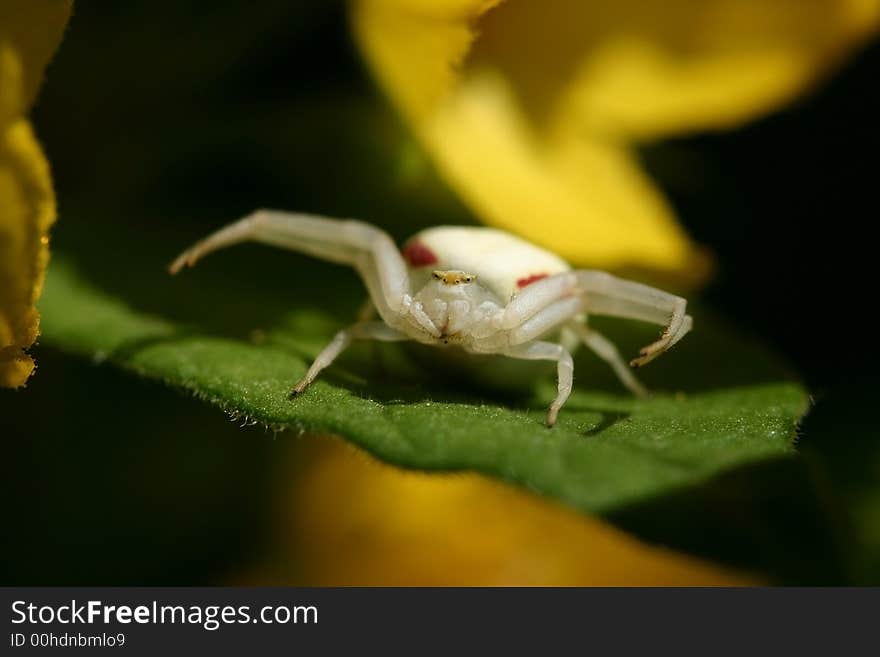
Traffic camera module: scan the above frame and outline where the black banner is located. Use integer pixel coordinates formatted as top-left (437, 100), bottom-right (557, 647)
top-left (2, 587), bottom-right (877, 654)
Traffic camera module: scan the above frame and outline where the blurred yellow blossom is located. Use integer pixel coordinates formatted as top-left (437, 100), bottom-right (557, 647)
top-left (246, 437), bottom-right (756, 586)
top-left (352, 0), bottom-right (880, 282)
top-left (0, 0), bottom-right (72, 386)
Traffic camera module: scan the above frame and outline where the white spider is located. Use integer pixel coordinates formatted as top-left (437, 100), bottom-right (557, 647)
top-left (170, 211), bottom-right (692, 426)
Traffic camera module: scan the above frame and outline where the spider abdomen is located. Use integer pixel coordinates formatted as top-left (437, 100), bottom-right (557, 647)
top-left (402, 226), bottom-right (570, 303)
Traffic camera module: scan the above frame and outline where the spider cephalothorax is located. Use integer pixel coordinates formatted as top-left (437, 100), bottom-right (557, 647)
top-left (170, 211), bottom-right (692, 426)
top-left (431, 270), bottom-right (475, 285)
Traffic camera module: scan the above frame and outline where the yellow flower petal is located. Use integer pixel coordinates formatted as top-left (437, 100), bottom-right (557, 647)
top-left (0, 0), bottom-right (72, 387)
top-left (267, 438), bottom-right (757, 586)
top-left (0, 121), bottom-right (54, 387)
top-left (472, 0), bottom-right (880, 140)
top-left (423, 71), bottom-right (708, 274)
top-left (0, 0), bottom-right (72, 124)
top-left (352, 0), bottom-right (879, 281)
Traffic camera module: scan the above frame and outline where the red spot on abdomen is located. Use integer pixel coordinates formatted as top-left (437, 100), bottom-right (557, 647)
top-left (516, 273), bottom-right (548, 288)
top-left (402, 240), bottom-right (438, 266)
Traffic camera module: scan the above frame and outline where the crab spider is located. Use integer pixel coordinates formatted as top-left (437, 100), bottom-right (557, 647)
top-left (170, 210), bottom-right (692, 427)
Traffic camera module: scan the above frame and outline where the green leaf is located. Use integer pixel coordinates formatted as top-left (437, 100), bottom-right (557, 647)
top-left (38, 223), bottom-right (808, 516)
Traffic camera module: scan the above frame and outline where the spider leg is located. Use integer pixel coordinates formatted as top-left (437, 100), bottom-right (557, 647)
top-left (291, 321), bottom-right (409, 396)
top-left (574, 271), bottom-right (691, 367)
top-left (169, 210), bottom-right (411, 324)
top-left (500, 271), bottom-right (692, 368)
top-left (507, 297), bottom-right (584, 345)
top-left (501, 341), bottom-right (574, 427)
top-left (569, 321), bottom-right (648, 397)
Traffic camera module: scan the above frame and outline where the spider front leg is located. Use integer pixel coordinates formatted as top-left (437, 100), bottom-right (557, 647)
top-left (500, 271), bottom-right (692, 368)
top-left (573, 271), bottom-right (692, 367)
top-left (169, 210), bottom-right (412, 324)
top-left (492, 291), bottom-right (649, 399)
top-left (291, 321), bottom-right (409, 396)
